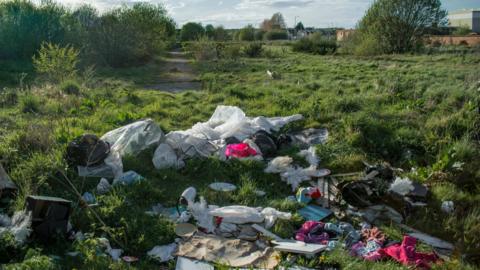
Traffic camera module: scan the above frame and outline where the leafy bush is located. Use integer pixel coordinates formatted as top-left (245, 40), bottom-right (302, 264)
top-left (221, 44), bottom-right (243, 59)
top-left (0, 88), bottom-right (18, 106)
top-left (292, 33), bottom-right (337, 55)
top-left (33, 43), bottom-right (79, 82)
top-left (237, 25), bottom-right (255, 41)
top-left (20, 93), bottom-right (41, 113)
top-left (60, 80), bottom-right (81, 95)
top-left (186, 37), bottom-right (218, 61)
top-left (243, 42), bottom-right (263, 57)
top-left (453, 27), bottom-right (471, 35)
top-left (264, 30), bottom-right (288, 40)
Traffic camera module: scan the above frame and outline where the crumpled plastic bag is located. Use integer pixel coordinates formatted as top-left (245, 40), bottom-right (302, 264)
top-left (101, 119), bottom-right (164, 178)
top-left (0, 211), bottom-right (32, 245)
top-left (97, 178), bottom-right (111, 195)
top-left (147, 243), bottom-right (177, 262)
top-left (188, 197), bottom-right (216, 233)
top-left (209, 206), bottom-right (264, 224)
top-left (389, 177), bottom-right (414, 196)
top-left (264, 156), bottom-right (293, 173)
top-left (98, 238), bottom-right (123, 261)
top-left (281, 166), bottom-right (319, 191)
top-left (152, 143), bottom-right (185, 170)
top-left (261, 208), bottom-right (292, 229)
top-left (298, 146), bottom-right (319, 167)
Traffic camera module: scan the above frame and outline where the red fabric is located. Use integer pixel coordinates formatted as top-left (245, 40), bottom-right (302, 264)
top-left (225, 143), bottom-right (258, 158)
top-left (379, 236), bottom-right (439, 269)
top-left (308, 188), bottom-right (322, 199)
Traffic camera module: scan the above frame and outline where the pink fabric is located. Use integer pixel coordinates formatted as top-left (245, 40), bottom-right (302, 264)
top-left (295, 221), bottom-right (329, 244)
top-left (225, 143), bottom-right (258, 158)
top-left (379, 236), bottom-right (439, 269)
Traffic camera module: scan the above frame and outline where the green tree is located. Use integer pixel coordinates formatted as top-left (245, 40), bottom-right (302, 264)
top-left (237, 24), bottom-right (255, 41)
top-left (295, 22), bottom-right (305, 31)
top-left (213, 26), bottom-right (228, 41)
top-left (205, 24), bottom-right (215, 39)
top-left (356, 0), bottom-right (447, 54)
top-left (180, 22), bottom-right (205, 41)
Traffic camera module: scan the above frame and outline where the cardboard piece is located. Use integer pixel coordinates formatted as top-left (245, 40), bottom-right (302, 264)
top-left (298, 205), bottom-right (332, 221)
top-left (272, 240), bottom-right (327, 255)
top-left (26, 195), bottom-right (72, 242)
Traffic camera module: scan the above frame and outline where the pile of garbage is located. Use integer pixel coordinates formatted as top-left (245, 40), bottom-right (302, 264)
top-left (1, 105), bottom-right (458, 269)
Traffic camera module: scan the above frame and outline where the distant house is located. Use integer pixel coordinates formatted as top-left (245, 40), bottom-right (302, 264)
top-left (448, 9), bottom-right (480, 33)
top-left (336, 29), bottom-right (356, 42)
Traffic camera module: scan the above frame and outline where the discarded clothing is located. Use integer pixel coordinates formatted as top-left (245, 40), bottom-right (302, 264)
top-left (350, 241), bottom-right (383, 261)
top-left (379, 236), bottom-right (440, 269)
top-left (176, 233), bottom-right (279, 269)
top-left (295, 221), bottom-right (330, 244)
top-left (225, 143), bottom-right (258, 158)
top-left (251, 130), bottom-right (278, 157)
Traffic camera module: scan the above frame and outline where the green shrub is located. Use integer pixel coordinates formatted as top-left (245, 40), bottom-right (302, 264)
top-left (237, 25), bottom-right (255, 41)
top-left (292, 34), bottom-right (337, 55)
top-left (453, 27), bottom-right (471, 36)
top-left (33, 43), bottom-right (79, 82)
top-left (60, 80), bottom-right (81, 95)
top-left (20, 93), bottom-right (41, 113)
top-left (264, 30), bottom-right (288, 40)
top-left (0, 88), bottom-right (18, 106)
top-left (243, 42), bottom-right (263, 57)
top-left (180, 22), bottom-right (205, 41)
top-left (221, 44), bottom-right (243, 59)
top-left (255, 30), bottom-right (266, 40)
top-left (187, 37), bottom-right (218, 61)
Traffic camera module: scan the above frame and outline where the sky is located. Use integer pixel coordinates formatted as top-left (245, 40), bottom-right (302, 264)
top-left (54, 0), bottom-right (480, 29)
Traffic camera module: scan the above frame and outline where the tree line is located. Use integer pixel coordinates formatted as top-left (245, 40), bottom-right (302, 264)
top-left (0, 0), bottom-right (176, 67)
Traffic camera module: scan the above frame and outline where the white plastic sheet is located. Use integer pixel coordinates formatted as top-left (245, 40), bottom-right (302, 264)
top-left (0, 211), bottom-right (32, 245)
top-left (209, 206), bottom-right (264, 224)
top-left (101, 119), bottom-right (164, 178)
top-left (188, 197), bottom-right (216, 233)
top-left (153, 143), bottom-right (185, 170)
top-left (261, 208), bottom-right (292, 229)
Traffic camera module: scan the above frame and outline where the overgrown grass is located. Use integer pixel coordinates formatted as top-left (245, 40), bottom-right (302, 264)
top-left (0, 45), bottom-right (479, 269)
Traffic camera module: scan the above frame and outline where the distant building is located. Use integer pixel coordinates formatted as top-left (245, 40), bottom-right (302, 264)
top-left (336, 29), bottom-right (356, 42)
top-left (448, 9), bottom-right (480, 33)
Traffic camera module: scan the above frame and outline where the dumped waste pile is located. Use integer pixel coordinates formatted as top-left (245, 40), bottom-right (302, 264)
top-left (0, 106), bottom-right (458, 269)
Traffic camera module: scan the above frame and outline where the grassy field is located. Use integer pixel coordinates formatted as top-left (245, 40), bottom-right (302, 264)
top-left (0, 45), bottom-right (479, 269)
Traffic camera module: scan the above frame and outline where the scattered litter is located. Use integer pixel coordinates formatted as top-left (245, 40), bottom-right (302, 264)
top-left (0, 163), bottom-right (17, 194)
top-left (298, 205), bottom-right (332, 221)
top-left (113, 171), bottom-right (145, 186)
top-left (77, 164), bottom-right (114, 178)
top-left (441, 201), bottom-right (454, 214)
top-left (261, 207), bottom-right (291, 229)
top-left (251, 130), bottom-right (278, 157)
top-left (98, 238), bottom-right (123, 261)
top-left (380, 236), bottom-right (440, 269)
top-left (264, 157), bottom-right (293, 173)
top-left (209, 182), bottom-right (237, 192)
top-left (408, 232), bottom-right (454, 251)
top-left (0, 210), bottom-right (32, 245)
top-left (153, 106), bottom-right (303, 169)
top-left (122, 256), bottom-right (139, 263)
top-left (176, 232), bottom-right (280, 268)
top-left (96, 178), bottom-right (112, 195)
top-left (66, 134), bottom-right (110, 167)
top-left (289, 128), bottom-right (329, 147)
top-left (296, 187), bottom-right (322, 204)
top-left (210, 205), bottom-right (264, 224)
top-left (26, 195), bottom-right (71, 242)
top-left (389, 177), bottom-right (414, 196)
top-left (175, 223), bottom-right (197, 238)
top-left (102, 119), bottom-right (164, 178)
top-left (238, 225), bottom-right (258, 241)
top-left (176, 257), bottom-right (214, 270)
top-left (273, 240), bottom-right (327, 256)
top-left (348, 204), bottom-right (403, 224)
top-left (252, 224), bottom-right (283, 241)
top-left (255, 190), bottom-right (266, 196)
top-left (226, 143), bottom-right (258, 158)
top-left (298, 146), bottom-right (319, 167)
top-left (148, 243), bottom-right (177, 262)
top-left (145, 204), bottom-right (179, 220)
top-left (188, 197), bottom-right (216, 233)
top-left (81, 192), bottom-right (96, 205)
top-left (153, 143), bottom-right (185, 170)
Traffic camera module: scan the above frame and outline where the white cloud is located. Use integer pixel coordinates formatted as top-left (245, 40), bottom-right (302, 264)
top-left (236, 0), bottom-right (314, 10)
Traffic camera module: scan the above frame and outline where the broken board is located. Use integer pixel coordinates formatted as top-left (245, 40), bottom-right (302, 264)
top-left (272, 240), bottom-right (327, 255)
top-left (176, 257), bottom-right (214, 270)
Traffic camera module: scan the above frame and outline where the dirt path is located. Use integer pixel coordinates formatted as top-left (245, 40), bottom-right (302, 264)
top-left (144, 49), bottom-right (201, 93)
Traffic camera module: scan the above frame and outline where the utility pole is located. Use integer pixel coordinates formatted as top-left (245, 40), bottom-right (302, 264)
top-left (294, 15), bottom-right (300, 40)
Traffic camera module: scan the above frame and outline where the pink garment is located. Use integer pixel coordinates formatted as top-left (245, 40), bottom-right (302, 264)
top-left (379, 236), bottom-right (440, 269)
top-left (225, 143), bottom-right (258, 158)
top-left (295, 221), bottom-right (329, 244)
